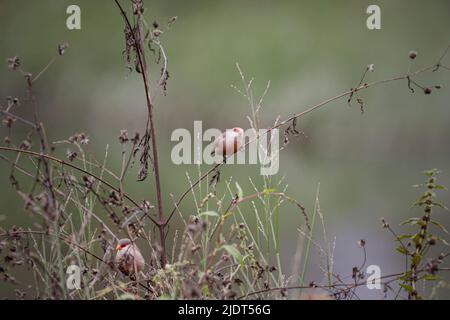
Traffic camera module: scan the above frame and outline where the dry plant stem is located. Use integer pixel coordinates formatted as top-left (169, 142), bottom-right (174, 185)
top-left (169, 58), bottom-right (449, 220)
top-left (238, 267), bottom-right (448, 299)
top-left (114, 0), bottom-right (166, 266)
top-left (0, 230), bottom-right (106, 264)
top-left (0, 230), bottom-right (151, 292)
top-left (0, 146), bottom-right (160, 224)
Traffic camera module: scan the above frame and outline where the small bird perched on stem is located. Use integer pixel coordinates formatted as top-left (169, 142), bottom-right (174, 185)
top-left (115, 238), bottom-right (145, 276)
top-left (211, 127), bottom-right (245, 163)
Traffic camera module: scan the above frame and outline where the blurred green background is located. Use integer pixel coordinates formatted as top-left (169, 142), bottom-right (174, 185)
top-left (0, 0), bottom-right (449, 299)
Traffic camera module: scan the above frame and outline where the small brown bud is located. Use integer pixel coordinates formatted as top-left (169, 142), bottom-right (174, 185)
top-left (7, 56), bottom-right (21, 70)
top-left (428, 236), bottom-right (437, 246)
top-left (152, 29), bottom-right (163, 37)
top-left (66, 149), bottom-right (77, 161)
top-left (408, 51), bottom-right (417, 60)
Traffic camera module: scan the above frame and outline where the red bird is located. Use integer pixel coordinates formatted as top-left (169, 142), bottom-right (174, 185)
top-left (115, 238), bottom-right (145, 276)
top-left (212, 127), bottom-right (244, 160)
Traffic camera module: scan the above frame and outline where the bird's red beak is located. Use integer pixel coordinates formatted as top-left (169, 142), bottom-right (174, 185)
top-left (116, 244), bottom-right (122, 250)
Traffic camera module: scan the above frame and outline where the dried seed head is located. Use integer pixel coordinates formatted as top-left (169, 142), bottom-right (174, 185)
top-left (19, 139), bottom-right (32, 150)
top-left (66, 149), bottom-right (77, 161)
top-left (82, 175), bottom-right (95, 189)
top-left (68, 132), bottom-right (89, 145)
top-left (119, 129), bottom-right (129, 143)
top-left (131, 132), bottom-right (140, 144)
top-left (7, 56), bottom-right (21, 70)
top-left (408, 51), bottom-right (418, 60)
top-left (428, 236), bottom-right (438, 246)
top-left (168, 16), bottom-right (178, 25)
top-left (357, 239), bottom-right (366, 248)
top-left (58, 43), bottom-right (69, 56)
top-left (424, 87), bottom-right (432, 95)
top-left (2, 116), bottom-right (16, 128)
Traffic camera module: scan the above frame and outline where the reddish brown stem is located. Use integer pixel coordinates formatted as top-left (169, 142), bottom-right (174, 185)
top-left (114, 0), bottom-right (166, 266)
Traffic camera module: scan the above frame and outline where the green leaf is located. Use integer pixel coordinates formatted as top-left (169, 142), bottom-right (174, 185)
top-left (401, 217), bottom-right (421, 225)
top-left (222, 245), bottom-right (244, 266)
top-left (434, 202), bottom-right (450, 211)
top-left (198, 211), bottom-right (220, 218)
top-left (424, 169), bottom-right (439, 177)
top-left (431, 220), bottom-right (449, 234)
top-left (396, 246), bottom-right (409, 255)
top-left (201, 284), bottom-right (210, 296)
top-left (397, 234), bottom-right (413, 240)
top-left (399, 283), bottom-right (414, 293)
top-left (235, 182), bottom-right (243, 199)
top-left (95, 286), bottom-right (113, 298)
top-left (118, 293), bottom-right (136, 300)
top-left (422, 275), bottom-right (439, 281)
top-left (262, 188), bottom-right (276, 195)
top-left (411, 234), bottom-right (422, 246)
top-left (412, 254), bottom-right (422, 266)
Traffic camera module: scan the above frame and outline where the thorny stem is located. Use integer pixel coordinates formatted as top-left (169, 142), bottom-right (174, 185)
top-left (114, 0), bottom-right (166, 266)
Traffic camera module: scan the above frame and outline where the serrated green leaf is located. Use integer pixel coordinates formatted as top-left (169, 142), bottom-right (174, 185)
top-left (397, 234), bottom-right (413, 240)
top-left (401, 217), bottom-right (421, 225)
top-left (396, 246), bottom-right (409, 255)
top-left (424, 169), bottom-right (439, 177)
top-left (412, 254), bottom-right (422, 266)
top-left (399, 283), bottom-right (414, 293)
top-left (437, 237), bottom-right (450, 246)
top-left (434, 202), bottom-right (450, 211)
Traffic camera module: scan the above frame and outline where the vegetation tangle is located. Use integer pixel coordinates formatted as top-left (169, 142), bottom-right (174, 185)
top-left (0, 0), bottom-right (449, 300)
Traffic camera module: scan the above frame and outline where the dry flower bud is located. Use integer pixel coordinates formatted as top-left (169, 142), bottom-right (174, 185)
top-left (408, 51), bottom-right (418, 59)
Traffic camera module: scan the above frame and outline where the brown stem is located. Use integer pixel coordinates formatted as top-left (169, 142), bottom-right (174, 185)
top-left (114, 0), bottom-right (166, 266)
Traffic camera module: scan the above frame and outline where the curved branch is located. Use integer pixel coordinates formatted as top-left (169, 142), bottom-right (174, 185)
top-left (168, 55), bottom-right (449, 222)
